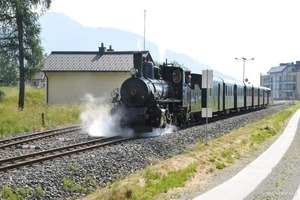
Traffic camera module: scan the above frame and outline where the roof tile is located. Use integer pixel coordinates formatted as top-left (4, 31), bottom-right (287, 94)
top-left (43, 50), bottom-right (152, 72)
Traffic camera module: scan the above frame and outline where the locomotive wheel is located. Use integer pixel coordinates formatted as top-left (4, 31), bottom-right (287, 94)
top-left (177, 109), bottom-right (187, 126)
top-left (193, 112), bottom-right (201, 122)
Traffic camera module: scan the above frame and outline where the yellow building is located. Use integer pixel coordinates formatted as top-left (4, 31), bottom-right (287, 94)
top-left (42, 44), bottom-right (153, 104)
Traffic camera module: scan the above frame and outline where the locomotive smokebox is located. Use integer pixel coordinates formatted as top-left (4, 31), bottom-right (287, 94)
top-left (134, 52), bottom-right (143, 78)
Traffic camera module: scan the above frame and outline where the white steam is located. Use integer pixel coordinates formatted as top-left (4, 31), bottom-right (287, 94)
top-left (151, 124), bottom-right (178, 137)
top-left (79, 94), bottom-right (177, 138)
top-left (79, 94), bottom-right (119, 137)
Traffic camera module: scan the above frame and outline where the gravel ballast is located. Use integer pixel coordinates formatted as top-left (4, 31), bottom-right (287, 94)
top-left (0, 103), bottom-right (292, 199)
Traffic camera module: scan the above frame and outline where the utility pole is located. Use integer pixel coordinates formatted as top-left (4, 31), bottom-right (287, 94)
top-left (144, 10), bottom-right (146, 51)
top-left (235, 57), bottom-right (254, 83)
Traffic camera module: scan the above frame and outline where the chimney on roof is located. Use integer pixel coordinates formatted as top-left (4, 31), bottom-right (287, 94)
top-left (107, 45), bottom-right (114, 52)
top-left (98, 43), bottom-right (106, 54)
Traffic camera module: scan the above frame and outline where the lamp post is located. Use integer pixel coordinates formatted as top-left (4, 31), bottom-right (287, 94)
top-left (235, 57), bottom-right (254, 83)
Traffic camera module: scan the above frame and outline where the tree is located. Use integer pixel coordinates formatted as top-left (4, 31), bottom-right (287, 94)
top-left (0, 0), bottom-right (52, 109)
top-left (155, 60), bottom-right (189, 70)
top-left (170, 60), bottom-right (190, 70)
top-left (0, 56), bottom-right (19, 86)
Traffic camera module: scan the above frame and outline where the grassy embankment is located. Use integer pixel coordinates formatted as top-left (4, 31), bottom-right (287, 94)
top-left (84, 102), bottom-right (300, 200)
top-left (0, 86), bottom-right (85, 137)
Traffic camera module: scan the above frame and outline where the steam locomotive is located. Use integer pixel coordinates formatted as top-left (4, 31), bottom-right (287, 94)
top-left (110, 52), bottom-right (271, 135)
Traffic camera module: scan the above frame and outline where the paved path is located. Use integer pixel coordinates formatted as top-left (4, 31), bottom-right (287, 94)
top-left (194, 109), bottom-right (300, 200)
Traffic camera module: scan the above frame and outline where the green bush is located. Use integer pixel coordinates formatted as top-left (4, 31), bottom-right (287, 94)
top-left (216, 162), bottom-right (226, 169)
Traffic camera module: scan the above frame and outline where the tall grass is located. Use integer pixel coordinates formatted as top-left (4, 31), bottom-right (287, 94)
top-left (0, 87), bottom-right (85, 137)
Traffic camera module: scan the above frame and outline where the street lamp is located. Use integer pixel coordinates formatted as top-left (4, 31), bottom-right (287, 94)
top-left (235, 57), bottom-right (254, 83)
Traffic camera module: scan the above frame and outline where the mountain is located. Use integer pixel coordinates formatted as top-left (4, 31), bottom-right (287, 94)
top-left (39, 12), bottom-right (236, 80)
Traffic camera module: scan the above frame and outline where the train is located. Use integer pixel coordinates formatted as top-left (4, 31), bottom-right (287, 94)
top-left (110, 52), bottom-right (271, 136)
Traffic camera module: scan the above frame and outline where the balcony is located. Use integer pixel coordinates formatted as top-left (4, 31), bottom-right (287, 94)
top-left (274, 79), bottom-right (296, 84)
top-left (273, 87), bottom-right (295, 91)
top-left (282, 79), bottom-right (296, 84)
top-left (264, 80), bottom-right (273, 84)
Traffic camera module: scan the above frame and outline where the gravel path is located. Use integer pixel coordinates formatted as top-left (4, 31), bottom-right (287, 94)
top-left (0, 103), bottom-right (290, 199)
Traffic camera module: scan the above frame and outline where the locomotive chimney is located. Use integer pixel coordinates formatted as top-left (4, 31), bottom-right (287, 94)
top-left (134, 52), bottom-right (143, 78)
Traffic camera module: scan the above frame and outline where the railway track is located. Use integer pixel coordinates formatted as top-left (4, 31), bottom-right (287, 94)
top-left (0, 125), bottom-right (82, 149)
top-left (0, 103), bottom-right (283, 173)
top-left (0, 135), bottom-right (136, 173)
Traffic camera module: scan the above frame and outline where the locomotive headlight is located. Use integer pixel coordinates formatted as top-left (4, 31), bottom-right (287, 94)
top-left (154, 91), bottom-right (161, 99)
top-left (111, 91), bottom-right (118, 98)
top-left (111, 88), bottom-right (119, 98)
top-left (130, 68), bottom-right (138, 75)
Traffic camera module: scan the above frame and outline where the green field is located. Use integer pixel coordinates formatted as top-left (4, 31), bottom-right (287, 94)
top-left (0, 87), bottom-right (85, 137)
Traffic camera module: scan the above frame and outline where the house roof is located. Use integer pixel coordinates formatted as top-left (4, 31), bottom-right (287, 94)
top-left (267, 65), bottom-right (286, 73)
top-left (42, 49), bottom-right (153, 72)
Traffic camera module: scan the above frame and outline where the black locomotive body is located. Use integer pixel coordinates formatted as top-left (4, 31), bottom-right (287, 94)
top-left (110, 52), bottom-right (197, 133)
top-left (110, 52), bottom-right (271, 135)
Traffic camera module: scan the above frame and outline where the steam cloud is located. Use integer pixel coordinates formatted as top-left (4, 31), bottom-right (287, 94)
top-left (79, 94), bottom-right (177, 138)
top-left (80, 94), bottom-right (132, 137)
top-left (79, 94), bottom-right (123, 137)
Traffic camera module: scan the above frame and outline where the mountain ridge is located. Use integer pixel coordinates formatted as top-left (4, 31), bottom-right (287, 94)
top-left (39, 12), bottom-right (237, 80)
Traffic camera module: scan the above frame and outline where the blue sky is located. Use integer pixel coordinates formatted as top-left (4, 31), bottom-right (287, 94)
top-left (49, 0), bottom-right (300, 85)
